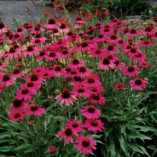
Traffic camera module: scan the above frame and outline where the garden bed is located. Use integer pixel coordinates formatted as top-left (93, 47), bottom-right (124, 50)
top-left (0, 2), bottom-right (157, 157)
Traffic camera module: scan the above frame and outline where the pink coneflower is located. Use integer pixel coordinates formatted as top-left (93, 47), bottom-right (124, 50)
top-left (57, 47), bottom-right (73, 59)
top-left (88, 94), bottom-right (106, 105)
top-left (84, 74), bottom-right (101, 87)
top-left (69, 59), bottom-right (85, 69)
top-left (16, 87), bottom-right (36, 101)
top-left (110, 19), bottom-right (125, 27)
top-left (23, 22), bottom-right (32, 29)
top-left (124, 47), bottom-right (142, 57)
top-left (105, 44), bottom-right (118, 54)
top-left (12, 32), bottom-right (25, 42)
top-left (62, 66), bottom-right (72, 78)
top-left (74, 16), bottom-right (86, 25)
top-left (130, 78), bottom-right (148, 91)
top-left (9, 98), bottom-right (28, 112)
top-left (49, 28), bottom-right (62, 36)
top-left (100, 27), bottom-right (113, 35)
top-left (30, 24), bottom-right (44, 34)
top-left (48, 145), bottom-right (57, 154)
top-left (113, 59), bottom-right (125, 70)
top-left (0, 62), bottom-right (7, 71)
top-left (114, 20), bottom-right (126, 27)
top-left (84, 119), bottom-right (104, 132)
top-left (107, 34), bottom-right (120, 43)
top-left (12, 68), bottom-right (24, 78)
top-left (110, 19), bottom-right (119, 25)
top-left (85, 85), bottom-right (104, 98)
top-left (32, 67), bottom-right (46, 75)
top-left (23, 45), bottom-right (38, 57)
top-left (142, 26), bottom-right (155, 35)
top-left (51, 39), bottom-right (68, 49)
top-left (0, 73), bottom-right (15, 87)
top-left (65, 119), bottom-right (83, 134)
top-left (45, 50), bottom-right (58, 62)
top-left (5, 46), bottom-right (19, 58)
top-left (26, 104), bottom-right (45, 116)
top-left (36, 49), bottom-right (47, 61)
top-left (16, 26), bottom-right (25, 34)
top-left (115, 82), bottom-right (126, 90)
top-left (69, 70), bottom-right (80, 79)
top-left (126, 28), bottom-right (142, 37)
top-left (52, 64), bottom-right (63, 76)
top-left (90, 48), bottom-right (104, 58)
top-left (76, 135), bottom-right (96, 155)
top-left (138, 40), bottom-right (153, 47)
top-left (80, 105), bottom-right (101, 119)
top-left (57, 22), bottom-right (69, 33)
top-left (93, 34), bottom-right (107, 43)
top-left (56, 89), bottom-right (77, 106)
top-left (40, 69), bottom-right (52, 79)
top-left (44, 18), bottom-right (57, 29)
top-left (22, 81), bottom-right (41, 90)
top-left (116, 39), bottom-right (128, 47)
top-left (27, 73), bottom-right (43, 83)
top-left (9, 110), bottom-right (26, 122)
top-left (150, 31), bottom-right (157, 39)
top-left (74, 41), bottom-right (97, 52)
top-left (123, 65), bottom-right (140, 77)
top-left (57, 127), bottom-right (76, 144)
top-left (131, 52), bottom-right (147, 62)
top-left (31, 37), bottom-right (46, 45)
top-left (72, 83), bottom-right (87, 97)
top-left (77, 66), bottom-right (91, 78)
top-left (139, 61), bottom-right (151, 68)
top-left (107, 54), bottom-right (118, 61)
top-left (98, 57), bottom-right (115, 71)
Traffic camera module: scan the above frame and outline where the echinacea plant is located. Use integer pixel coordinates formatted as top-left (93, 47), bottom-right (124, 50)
top-left (0, 7), bottom-right (157, 157)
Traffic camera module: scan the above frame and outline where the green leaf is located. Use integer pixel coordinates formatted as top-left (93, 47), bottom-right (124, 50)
top-left (127, 124), bottom-right (157, 132)
top-left (128, 132), bottom-right (152, 141)
top-left (150, 111), bottom-right (157, 123)
top-left (119, 136), bottom-right (129, 157)
top-left (0, 146), bottom-right (13, 152)
top-left (14, 144), bottom-right (36, 153)
top-left (129, 144), bottom-right (150, 157)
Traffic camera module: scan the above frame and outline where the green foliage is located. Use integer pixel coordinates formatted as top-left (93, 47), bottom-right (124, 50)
top-left (141, 5), bottom-right (157, 21)
top-left (80, 0), bottom-right (149, 17)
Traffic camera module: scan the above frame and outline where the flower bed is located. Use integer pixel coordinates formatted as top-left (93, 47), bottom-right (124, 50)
top-left (0, 11), bottom-right (157, 157)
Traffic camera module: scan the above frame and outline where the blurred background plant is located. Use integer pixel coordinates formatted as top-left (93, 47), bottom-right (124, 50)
top-left (141, 4), bottom-right (157, 21)
top-left (41, 0), bottom-right (150, 18)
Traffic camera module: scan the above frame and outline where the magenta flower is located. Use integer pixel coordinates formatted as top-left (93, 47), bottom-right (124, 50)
top-left (98, 57), bottom-right (115, 71)
top-left (130, 78), bottom-right (148, 91)
top-left (26, 104), bottom-right (45, 116)
top-left (12, 68), bottom-right (24, 78)
top-left (9, 110), bottom-right (26, 122)
top-left (44, 18), bottom-right (58, 29)
top-left (115, 82), bottom-right (126, 91)
top-left (57, 127), bottom-right (77, 144)
top-left (9, 98), bottom-right (28, 113)
top-left (0, 73), bottom-right (15, 87)
top-left (16, 87), bottom-right (36, 101)
top-left (88, 94), bottom-right (106, 105)
top-left (80, 105), bottom-right (101, 119)
top-left (65, 119), bottom-right (83, 134)
top-left (84, 119), bottom-right (104, 132)
top-left (123, 65), bottom-right (140, 77)
top-left (76, 135), bottom-right (96, 155)
top-left (56, 89), bottom-right (77, 106)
